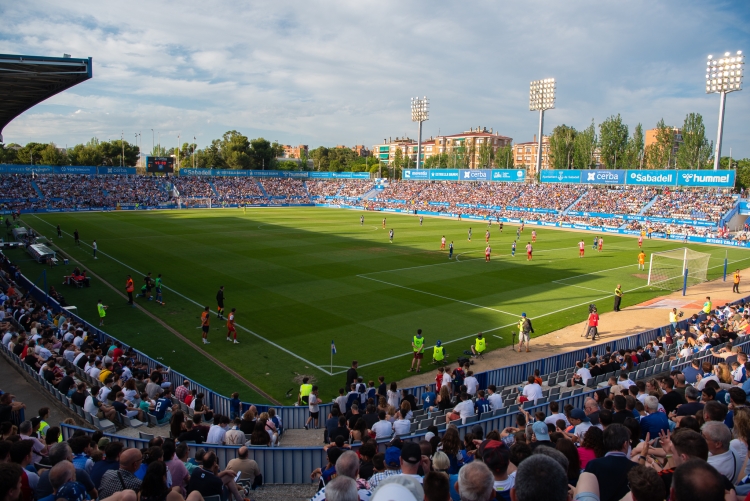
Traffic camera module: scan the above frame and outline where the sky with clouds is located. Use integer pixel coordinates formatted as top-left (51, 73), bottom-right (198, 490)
top-left (1, 0), bottom-right (749, 157)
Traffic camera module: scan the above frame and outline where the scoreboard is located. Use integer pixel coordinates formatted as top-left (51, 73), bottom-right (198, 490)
top-left (146, 156), bottom-right (174, 173)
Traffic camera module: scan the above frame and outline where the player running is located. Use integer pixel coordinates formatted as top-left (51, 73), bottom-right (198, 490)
top-left (516, 227), bottom-right (520, 239)
top-left (531, 230), bottom-right (537, 243)
top-left (579, 239), bottom-right (585, 258)
top-left (598, 237), bottom-right (603, 252)
top-left (485, 230), bottom-right (490, 243)
top-left (389, 228), bottom-right (394, 243)
top-left (498, 221), bottom-right (503, 232)
top-left (592, 236), bottom-right (598, 250)
top-left (485, 244), bottom-right (491, 262)
top-left (419, 216), bottom-right (423, 226)
top-left (526, 242), bottom-right (533, 261)
top-left (468, 228), bottom-right (472, 241)
top-left (448, 241), bottom-right (454, 259)
top-left (382, 217), bottom-right (386, 229)
top-left (360, 215), bottom-right (364, 226)
top-left (520, 221), bottom-right (525, 232)
top-left (216, 286), bottom-right (225, 320)
top-left (226, 308), bottom-right (238, 344)
top-left (511, 241), bottom-right (516, 257)
top-left (441, 236), bottom-right (446, 250)
top-left (638, 250), bottom-right (646, 270)
top-left (201, 306), bottom-right (210, 344)
top-left (638, 235), bottom-right (643, 248)
top-left (154, 274), bottom-right (165, 306)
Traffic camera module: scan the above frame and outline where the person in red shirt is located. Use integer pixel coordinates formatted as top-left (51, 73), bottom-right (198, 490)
top-left (578, 240), bottom-right (585, 258)
top-left (435, 367), bottom-right (444, 391)
top-left (584, 307), bottom-right (599, 340)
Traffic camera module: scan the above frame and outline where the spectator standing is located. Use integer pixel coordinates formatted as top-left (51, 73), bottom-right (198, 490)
top-left (98, 448), bottom-right (142, 499)
top-left (584, 424), bottom-right (635, 501)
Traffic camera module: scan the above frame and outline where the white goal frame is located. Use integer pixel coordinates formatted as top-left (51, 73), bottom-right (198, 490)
top-left (178, 197), bottom-right (212, 209)
top-left (647, 247), bottom-right (711, 292)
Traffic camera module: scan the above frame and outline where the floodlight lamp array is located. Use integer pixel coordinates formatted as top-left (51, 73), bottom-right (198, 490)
top-left (411, 97), bottom-right (429, 122)
top-left (529, 78), bottom-right (556, 111)
top-left (706, 51), bottom-right (744, 94)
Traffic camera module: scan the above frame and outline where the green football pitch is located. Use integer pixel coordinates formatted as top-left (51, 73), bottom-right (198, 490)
top-left (16, 208), bottom-right (750, 404)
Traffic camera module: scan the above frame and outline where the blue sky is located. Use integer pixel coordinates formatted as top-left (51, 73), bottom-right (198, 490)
top-left (2, 1), bottom-right (749, 157)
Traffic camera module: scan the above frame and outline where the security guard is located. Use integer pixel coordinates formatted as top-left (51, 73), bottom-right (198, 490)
top-left (734, 270), bottom-right (741, 294)
top-left (703, 296), bottom-right (712, 316)
top-left (471, 333), bottom-right (486, 357)
top-left (432, 340), bottom-right (445, 365)
top-left (614, 284), bottom-right (623, 312)
top-left (298, 377), bottom-right (313, 406)
top-left (125, 275), bottom-right (135, 307)
top-left (409, 329), bottom-right (425, 373)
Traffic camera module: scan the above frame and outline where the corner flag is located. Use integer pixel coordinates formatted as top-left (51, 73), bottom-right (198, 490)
top-left (331, 341), bottom-right (337, 354)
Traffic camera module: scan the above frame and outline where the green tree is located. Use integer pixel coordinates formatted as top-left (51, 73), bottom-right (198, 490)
top-left (392, 148), bottom-right (404, 171)
top-left (249, 137), bottom-right (274, 170)
top-left (38, 143), bottom-right (68, 165)
top-left (219, 131), bottom-right (252, 169)
top-left (493, 145), bottom-right (514, 169)
top-left (677, 113), bottom-right (713, 170)
top-left (68, 139), bottom-right (103, 166)
top-left (309, 147), bottom-right (329, 171)
top-left (598, 114), bottom-right (629, 168)
top-left (573, 120), bottom-right (597, 169)
top-left (477, 141), bottom-right (494, 168)
top-left (193, 140), bottom-right (224, 169)
top-left (645, 119), bottom-right (673, 169)
top-left (0, 144), bottom-right (18, 164)
top-left (548, 125), bottom-right (577, 169)
top-left (299, 148), bottom-right (310, 170)
top-left (15, 142), bottom-right (47, 164)
top-left (423, 153), bottom-right (451, 169)
top-left (623, 123), bottom-right (645, 169)
top-left (732, 158), bottom-right (750, 189)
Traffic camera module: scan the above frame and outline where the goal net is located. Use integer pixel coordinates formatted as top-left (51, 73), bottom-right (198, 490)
top-left (647, 247), bottom-right (711, 291)
top-left (178, 197), bottom-right (212, 209)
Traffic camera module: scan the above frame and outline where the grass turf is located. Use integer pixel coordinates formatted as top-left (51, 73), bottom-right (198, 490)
top-left (14, 208), bottom-right (750, 404)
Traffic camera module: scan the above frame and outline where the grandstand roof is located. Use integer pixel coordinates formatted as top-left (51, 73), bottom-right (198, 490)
top-left (0, 54), bottom-right (92, 142)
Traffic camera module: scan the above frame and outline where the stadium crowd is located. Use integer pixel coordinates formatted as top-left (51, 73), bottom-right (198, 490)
top-left (0, 219), bottom-right (750, 501)
top-left (646, 189), bottom-right (737, 223)
top-left (570, 187), bottom-right (657, 215)
top-left (211, 178), bottom-right (265, 201)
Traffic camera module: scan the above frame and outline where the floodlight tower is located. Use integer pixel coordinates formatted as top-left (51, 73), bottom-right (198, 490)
top-left (411, 97), bottom-right (429, 169)
top-left (706, 51), bottom-right (744, 171)
top-left (529, 78), bottom-right (556, 174)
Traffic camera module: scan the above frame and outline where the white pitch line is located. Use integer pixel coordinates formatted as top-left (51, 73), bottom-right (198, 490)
top-left (29, 215), bottom-right (333, 375)
top-left (357, 274), bottom-right (518, 317)
top-left (551, 281), bottom-right (612, 294)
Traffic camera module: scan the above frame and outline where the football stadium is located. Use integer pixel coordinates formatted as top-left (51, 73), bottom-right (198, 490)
top-left (2, 3), bottom-right (750, 499)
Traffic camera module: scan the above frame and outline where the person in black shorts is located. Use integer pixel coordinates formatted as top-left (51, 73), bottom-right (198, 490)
top-left (74, 229), bottom-right (80, 245)
top-left (140, 272), bottom-right (153, 300)
top-left (216, 286), bottom-right (225, 320)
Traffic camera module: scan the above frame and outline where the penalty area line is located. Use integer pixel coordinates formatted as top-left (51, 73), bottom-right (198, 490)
top-left (28, 214), bottom-right (333, 376)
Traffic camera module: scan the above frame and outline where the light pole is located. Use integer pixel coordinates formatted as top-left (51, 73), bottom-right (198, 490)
top-left (706, 51), bottom-right (744, 171)
top-left (193, 136), bottom-right (196, 169)
top-left (411, 97), bottom-right (429, 169)
top-left (151, 129), bottom-right (154, 157)
top-left (529, 78), bottom-right (556, 175)
top-left (121, 131), bottom-right (124, 167)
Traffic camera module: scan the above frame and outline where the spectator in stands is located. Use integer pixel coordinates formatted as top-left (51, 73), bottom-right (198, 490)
top-left (186, 451), bottom-right (244, 501)
top-left (639, 396), bottom-right (669, 439)
top-left (672, 459), bottom-right (728, 501)
top-left (226, 446), bottom-right (262, 490)
top-left (10, 440), bottom-right (39, 492)
top-left (0, 394), bottom-right (25, 424)
top-left (702, 421), bottom-right (742, 483)
top-left (98, 448), bottom-right (143, 499)
top-left (17, 421), bottom-right (47, 463)
top-left (584, 424), bottom-right (635, 501)
top-left (90, 441), bottom-right (124, 488)
top-left (175, 380), bottom-right (190, 403)
top-left (369, 447), bottom-right (402, 489)
top-left (112, 391), bottom-right (146, 423)
top-left (0, 463), bottom-right (26, 501)
top-left (224, 418), bottom-right (246, 445)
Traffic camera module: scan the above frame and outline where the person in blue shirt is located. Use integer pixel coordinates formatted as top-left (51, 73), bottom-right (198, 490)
top-left (639, 396), bottom-right (669, 439)
top-left (229, 392), bottom-right (241, 419)
top-left (421, 385), bottom-right (436, 411)
top-left (153, 388), bottom-right (177, 425)
top-left (474, 390), bottom-right (491, 415)
top-left (681, 359), bottom-right (703, 384)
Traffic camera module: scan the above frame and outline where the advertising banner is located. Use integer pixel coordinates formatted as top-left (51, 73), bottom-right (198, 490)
top-left (402, 169), bottom-right (429, 180)
top-left (429, 169), bottom-right (459, 181)
top-left (626, 170), bottom-right (677, 186)
top-left (492, 169), bottom-right (527, 182)
top-left (540, 170), bottom-right (582, 184)
top-left (579, 169), bottom-right (625, 185)
top-left (460, 169), bottom-right (492, 181)
top-left (677, 170), bottom-right (735, 188)
top-left (97, 167), bottom-right (137, 175)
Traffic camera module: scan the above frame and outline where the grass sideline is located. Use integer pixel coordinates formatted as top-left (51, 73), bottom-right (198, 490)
top-left (16, 207), bottom-right (750, 403)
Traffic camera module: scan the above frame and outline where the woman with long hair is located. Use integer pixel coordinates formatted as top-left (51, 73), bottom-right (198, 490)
top-left (578, 426), bottom-right (604, 469)
top-left (170, 411), bottom-right (186, 440)
top-left (259, 412), bottom-right (278, 446)
top-left (250, 418), bottom-right (271, 446)
top-left (717, 362), bottom-right (733, 384)
top-left (438, 427), bottom-right (462, 474)
top-left (621, 354), bottom-right (634, 372)
top-left (350, 418), bottom-right (369, 443)
top-left (555, 438), bottom-right (581, 486)
top-left (431, 451), bottom-right (450, 473)
top-left (387, 382), bottom-right (400, 409)
top-left (377, 396), bottom-right (389, 413)
top-left (436, 385), bottom-right (452, 412)
top-left (192, 393), bottom-right (213, 421)
top-left (399, 400), bottom-right (413, 421)
top-left (123, 379), bottom-right (139, 403)
top-left (139, 462), bottom-right (171, 501)
top-left (240, 408), bottom-right (256, 435)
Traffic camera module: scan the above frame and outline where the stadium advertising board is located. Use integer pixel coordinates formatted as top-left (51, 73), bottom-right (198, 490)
top-left (0, 165), bottom-right (136, 175)
top-left (626, 169), bottom-right (676, 186)
top-left (96, 167), bottom-right (136, 175)
top-left (179, 169), bottom-right (369, 179)
top-left (460, 169), bottom-right (492, 181)
top-left (402, 169), bottom-right (429, 180)
top-left (678, 170), bottom-right (735, 188)
top-left (540, 170), bottom-right (582, 184)
top-left (146, 156), bottom-right (174, 173)
top-left (579, 169), bottom-right (625, 185)
top-left (492, 169), bottom-right (526, 182)
top-left (429, 169), bottom-right (459, 181)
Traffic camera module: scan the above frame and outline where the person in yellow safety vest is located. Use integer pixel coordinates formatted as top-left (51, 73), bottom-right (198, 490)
top-left (38, 408), bottom-right (61, 442)
top-left (518, 313), bottom-right (534, 353)
top-left (703, 296), bottom-right (712, 316)
top-left (471, 333), bottom-right (486, 357)
top-left (409, 329), bottom-right (425, 373)
top-left (298, 377), bottom-right (313, 406)
top-left (432, 340), bottom-right (445, 365)
top-left (734, 270), bottom-right (741, 294)
top-left (97, 299), bottom-right (107, 327)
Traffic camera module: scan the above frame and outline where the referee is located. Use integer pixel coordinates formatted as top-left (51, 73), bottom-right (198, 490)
top-left (614, 284), bottom-right (623, 312)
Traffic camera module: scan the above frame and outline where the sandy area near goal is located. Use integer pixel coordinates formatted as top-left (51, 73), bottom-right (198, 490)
top-left (397, 266), bottom-right (750, 389)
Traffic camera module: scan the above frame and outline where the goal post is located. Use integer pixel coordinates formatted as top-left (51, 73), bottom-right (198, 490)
top-left (647, 247), bottom-right (711, 294)
top-left (178, 197), bottom-right (212, 209)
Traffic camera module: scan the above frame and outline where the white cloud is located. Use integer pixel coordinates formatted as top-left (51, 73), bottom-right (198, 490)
top-left (1, 0), bottom-right (749, 156)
